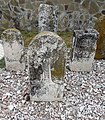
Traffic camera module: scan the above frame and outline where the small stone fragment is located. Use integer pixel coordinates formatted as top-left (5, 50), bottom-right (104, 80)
top-left (8, 104), bottom-right (14, 110)
top-left (0, 40), bottom-right (4, 60)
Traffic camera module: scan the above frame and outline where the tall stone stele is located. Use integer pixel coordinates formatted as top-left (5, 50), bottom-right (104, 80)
top-left (95, 15), bottom-right (105, 59)
top-left (70, 29), bottom-right (99, 71)
top-left (0, 40), bottom-right (5, 68)
top-left (38, 3), bottom-right (59, 32)
top-left (1, 28), bottom-right (25, 71)
top-left (27, 31), bottom-right (67, 101)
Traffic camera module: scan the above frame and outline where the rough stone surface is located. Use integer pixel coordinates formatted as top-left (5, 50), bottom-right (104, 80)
top-left (1, 28), bottom-right (25, 71)
top-left (0, 0), bottom-right (104, 32)
top-left (95, 15), bottom-right (105, 59)
top-left (27, 31), bottom-right (67, 101)
top-left (0, 40), bottom-right (4, 60)
top-left (58, 11), bottom-right (72, 31)
top-left (89, 1), bottom-right (99, 14)
top-left (70, 29), bottom-right (99, 71)
top-left (38, 4), bottom-right (59, 32)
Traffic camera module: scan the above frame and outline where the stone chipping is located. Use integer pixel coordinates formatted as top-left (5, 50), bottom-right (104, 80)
top-left (0, 60), bottom-right (105, 120)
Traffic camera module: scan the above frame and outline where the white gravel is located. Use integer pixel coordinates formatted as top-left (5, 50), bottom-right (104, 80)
top-left (0, 60), bottom-right (105, 120)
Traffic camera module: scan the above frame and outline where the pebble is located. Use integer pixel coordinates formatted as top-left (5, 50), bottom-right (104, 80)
top-left (8, 104), bottom-right (14, 111)
top-left (0, 60), bottom-right (105, 120)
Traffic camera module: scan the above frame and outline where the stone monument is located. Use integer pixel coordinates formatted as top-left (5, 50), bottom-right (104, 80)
top-left (70, 29), bottom-right (99, 71)
top-left (1, 28), bottom-right (25, 71)
top-left (95, 15), bottom-right (105, 59)
top-left (38, 3), bottom-right (59, 32)
top-left (27, 31), bottom-right (67, 101)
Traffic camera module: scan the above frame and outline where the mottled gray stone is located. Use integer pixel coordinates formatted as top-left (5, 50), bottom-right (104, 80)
top-left (27, 31), bottom-right (67, 101)
top-left (0, 40), bottom-right (4, 60)
top-left (38, 4), bottom-right (59, 32)
top-left (1, 28), bottom-right (25, 71)
top-left (58, 11), bottom-right (72, 31)
top-left (0, 0), bottom-right (105, 32)
top-left (70, 29), bottom-right (99, 71)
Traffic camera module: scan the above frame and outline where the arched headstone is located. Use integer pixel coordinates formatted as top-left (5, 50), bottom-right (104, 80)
top-left (27, 31), bottom-right (67, 101)
top-left (70, 29), bottom-right (99, 71)
top-left (38, 4), bottom-right (59, 32)
top-left (1, 28), bottom-right (25, 71)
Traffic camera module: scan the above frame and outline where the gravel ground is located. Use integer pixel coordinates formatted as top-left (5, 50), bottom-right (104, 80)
top-left (0, 60), bottom-right (105, 120)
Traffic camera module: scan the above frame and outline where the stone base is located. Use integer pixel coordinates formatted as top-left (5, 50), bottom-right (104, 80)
top-left (6, 61), bottom-right (25, 72)
top-left (30, 81), bottom-right (64, 102)
top-left (69, 60), bottom-right (94, 72)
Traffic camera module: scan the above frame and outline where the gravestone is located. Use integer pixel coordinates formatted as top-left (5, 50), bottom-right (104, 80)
top-left (0, 40), bottom-right (4, 60)
top-left (38, 4), bottom-right (59, 32)
top-left (1, 28), bottom-right (25, 71)
top-left (0, 40), bottom-right (5, 68)
top-left (95, 15), bottom-right (105, 59)
top-left (27, 31), bottom-right (67, 101)
top-left (70, 29), bottom-right (99, 71)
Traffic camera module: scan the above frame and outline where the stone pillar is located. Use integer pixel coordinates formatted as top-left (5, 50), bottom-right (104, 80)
top-left (27, 31), bottom-right (67, 101)
top-left (0, 40), bottom-right (4, 60)
top-left (70, 29), bottom-right (99, 71)
top-left (1, 28), bottom-right (25, 71)
top-left (95, 16), bottom-right (105, 59)
top-left (38, 4), bottom-right (59, 32)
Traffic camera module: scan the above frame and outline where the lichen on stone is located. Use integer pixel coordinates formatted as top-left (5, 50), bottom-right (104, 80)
top-left (1, 28), bottom-right (24, 45)
top-left (27, 31), bottom-right (67, 101)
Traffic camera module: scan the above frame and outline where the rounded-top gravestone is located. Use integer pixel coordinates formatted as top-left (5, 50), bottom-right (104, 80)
top-left (27, 31), bottom-right (67, 101)
top-left (1, 28), bottom-right (25, 71)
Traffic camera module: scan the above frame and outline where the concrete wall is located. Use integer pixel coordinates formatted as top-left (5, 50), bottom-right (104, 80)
top-left (0, 0), bottom-right (105, 31)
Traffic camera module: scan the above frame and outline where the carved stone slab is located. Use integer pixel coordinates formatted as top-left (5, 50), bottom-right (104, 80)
top-left (27, 31), bottom-right (67, 101)
top-left (1, 28), bottom-right (25, 71)
top-left (70, 29), bottom-right (99, 71)
top-left (38, 4), bottom-right (59, 32)
top-left (0, 40), bottom-right (4, 60)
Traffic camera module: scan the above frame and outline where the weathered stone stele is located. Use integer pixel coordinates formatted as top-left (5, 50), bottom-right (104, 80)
top-left (27, 31), bottom-right (67, 101)
top-left (70, 29), bottom-right (99, 71)
top-left (0, 40), bottom-right (5, 68)
top-left (1, 28), bottom-right (25, 71)
top-left (0, 40), bottom-right (4, 60)
top-left (38, 4), bottom-right (59, 32)
top-left (95, 15), bottom-right (105, 59)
